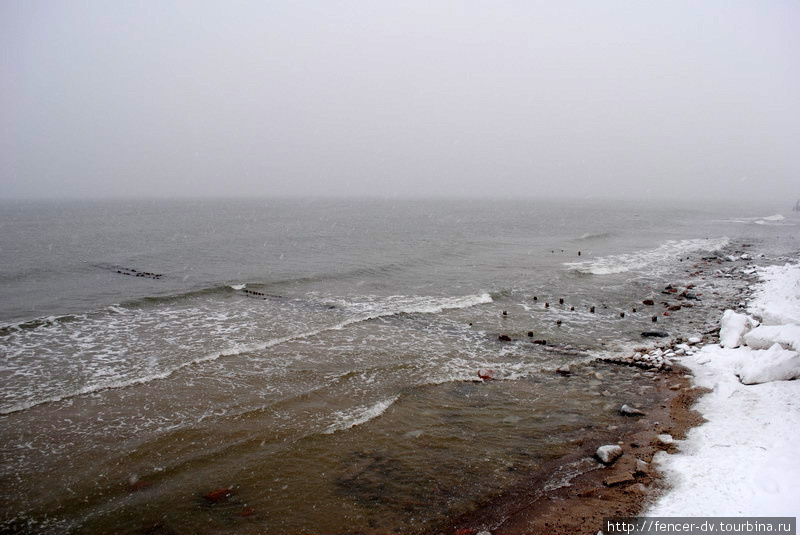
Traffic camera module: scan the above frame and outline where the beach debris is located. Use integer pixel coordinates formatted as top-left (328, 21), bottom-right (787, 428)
top-left (596, 445), bottom-right (624, 464)
top-left (203, 487), bottom-right (233, 503)
top-left (498, 334), bottom-right (512, 342)
top-left (478, 368), bottom-right (496, 381)
top-left (619, 404), bottom-right (645, 416)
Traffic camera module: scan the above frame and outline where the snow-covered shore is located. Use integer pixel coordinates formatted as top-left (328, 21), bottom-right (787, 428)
top-left (646, 261), bottom-right (800, 516)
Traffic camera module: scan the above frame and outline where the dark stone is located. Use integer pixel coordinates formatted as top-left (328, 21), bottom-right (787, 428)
top-left (643, 299), bottom-right (655, 306)
top-left (668, 305), bottom-right (682, 311)
top-left (620, 312), bottom-right (625, 318)
top-left (559, 298), bottom-right (564, 305)
top-left (641, 331), bottom-right (669, 338)
top-left (590, 306), bottom-right (596, 313)
top-left (498, 334), bottom-right (512, 342)
top-left (527, 331), bottom-right (534, 337)
top-left (532, 339), bottom-right (547, 345)
top-left (652, 316), bottom-right (658, 323)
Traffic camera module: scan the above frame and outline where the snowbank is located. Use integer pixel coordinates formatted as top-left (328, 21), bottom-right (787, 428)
top-left (647, 261), bottom-right (800, 517)
top-left (748, 263), bottom-right (800, 325)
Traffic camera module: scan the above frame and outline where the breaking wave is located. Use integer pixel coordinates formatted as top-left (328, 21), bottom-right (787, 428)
top-left (0, 292), bottom-right (493, 415)
top-left (564, 237), bottom-right (730, 275)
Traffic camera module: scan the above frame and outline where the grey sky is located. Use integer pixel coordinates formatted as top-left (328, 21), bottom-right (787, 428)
top-left (2, 1), bottom-right (798, 201)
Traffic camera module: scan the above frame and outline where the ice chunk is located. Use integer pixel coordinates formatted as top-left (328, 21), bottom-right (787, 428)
top-left (737, 344), bottom-right (800, 385)
top-left (719, 310), bottom-right (753, 348)
top-left (744, 324), bottom-right (800, 351)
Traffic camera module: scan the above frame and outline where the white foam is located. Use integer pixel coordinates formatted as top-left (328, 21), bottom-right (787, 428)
top-left (0, 292), bottom-right (493, 415)
top-left (229, 284), bottom-right (246, 290)
top-left (324, 396), bottom-right (398, 434)
top-left (564, 237), bottom-right (730, 275)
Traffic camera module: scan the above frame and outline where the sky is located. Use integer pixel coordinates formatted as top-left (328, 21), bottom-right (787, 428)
top-left (1, 1), bottom-right (798, 201)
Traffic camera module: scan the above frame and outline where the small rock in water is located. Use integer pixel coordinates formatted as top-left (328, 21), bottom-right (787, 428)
top-left (620, 404), bottom-right (645, 416)
top-left (532, 339), bottom-right (547, 345)
top-left (498, 334), bottom-right (512, 342)
top-left (643, 299), bottom-right (655, 305)
top-left (203, 487), bottom-right (233, 503)
top-left (556, 365), bottom-right (571, 375)
top-left (478, 369), bottom-right (496, 381)
top-left (641, 331), bottom-right (669, 338)
top-left (596, 444), bottom-right (624, 464)
top-left (688, 336), bottom-right (702, 344)
top-left (527, 331), bottom-right (533, 337)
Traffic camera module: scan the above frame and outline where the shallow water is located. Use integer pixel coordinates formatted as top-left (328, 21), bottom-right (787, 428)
top-left (0, 199), bottom-right (796, 533)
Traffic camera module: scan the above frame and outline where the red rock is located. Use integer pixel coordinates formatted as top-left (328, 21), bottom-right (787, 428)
top-left (129, 480), bottom-right (152, 492)
top-left (203, 487), bottom-right (233, 503)
top-left (478, 368), bottom-right (495, 381)
top-left (643, 299), bottom-right (655, 305)
top-left (238, 507), bottom-right (256, 517)
top-left (663, 311), bottom-right (671, 316)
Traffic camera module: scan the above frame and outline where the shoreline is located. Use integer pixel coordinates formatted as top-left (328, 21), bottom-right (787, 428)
top-left (443, 362), bottom-right (706, 535)
top-left (442, 245), bottom-right (768, 535)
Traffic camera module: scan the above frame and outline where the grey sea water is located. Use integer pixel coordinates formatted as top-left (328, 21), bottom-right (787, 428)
top-left (0, 198), bottom-right (796, 534)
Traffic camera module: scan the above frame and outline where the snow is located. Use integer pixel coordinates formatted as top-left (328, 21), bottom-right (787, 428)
top-left (719, 310), bottom-right (752, 348)
top-left (744, 324), bottom-right (800, 351)
top-left (647, 260), bottom-right (800, 517)
top-left (748, 263), bottom-right (800, 325)
top-left (737, 344), bottom-right (800, 385)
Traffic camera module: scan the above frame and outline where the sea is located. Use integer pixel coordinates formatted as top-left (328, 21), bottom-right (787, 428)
top-left (0, 198), bottom-right (796, 534)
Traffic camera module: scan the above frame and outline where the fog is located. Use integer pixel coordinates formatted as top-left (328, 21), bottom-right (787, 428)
top-left (2, 1), bottom-right (798, 202)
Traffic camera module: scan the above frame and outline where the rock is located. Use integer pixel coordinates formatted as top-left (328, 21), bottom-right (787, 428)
top-left (688, 336), bottom-right (702, 344)
top-left (527, 331), bottom-right (533, 337)
top-left (596, 445), bottom-right (623, 464)
top-left (641, 331), bottom-right (669, 338)
top-left (478, 369), bottom-right (495, 381)
top-left (532, 339), bottom-right (547, 345)
top-left (603, 472), bottom-right (636, 487)
top-left (625, 483), bottom-right (649, 494)
top-left (620, 404), bottom-right (645, 416)
top-left (498, 335), bottom-right (511, 342)
top-left (203, 487), bottom-right (233, 503)
top-left (635, 459), bottom-right (650, 474)
top-left (556, 365), bottom-right (571, 375)
top-left (656, 434), bottom-right (674, 445)
top-left (238, 507), bottom-right (256, 517)
top-left (477, 532), bottom-right (491, 535)
top-left (668, 305), bottom-right (682, 311)
top-left (643, 299), bottom-right (655, 305)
